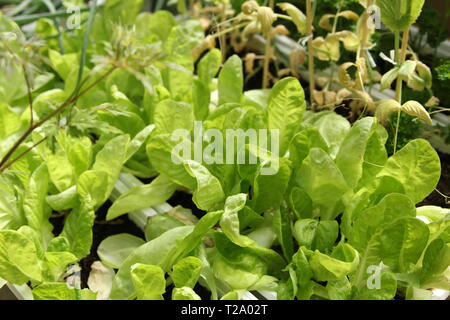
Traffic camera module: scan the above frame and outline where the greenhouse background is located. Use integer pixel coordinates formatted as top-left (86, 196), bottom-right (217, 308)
top-left (0, 0), bottom-right (449, 302)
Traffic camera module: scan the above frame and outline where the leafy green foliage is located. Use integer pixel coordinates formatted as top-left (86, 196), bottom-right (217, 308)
top-left (0, 3), bottom-right (447, 302)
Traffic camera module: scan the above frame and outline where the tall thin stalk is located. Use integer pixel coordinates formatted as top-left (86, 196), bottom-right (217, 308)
top-left (262, 32), bottom-right (272, 89)
top-left (218, 2), bottom-right (227, 62)
top-left (392, 28), bottom-right (410, 154)
top-left (358, 0), bottom-right (372, 60)
top-left (306, 0), bottom-right (315, 108)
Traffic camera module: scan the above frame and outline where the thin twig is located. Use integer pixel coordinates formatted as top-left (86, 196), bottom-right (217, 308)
top-left (262, 33), bottom-right (272, 89)
top-left (21, 64), bottom-right (34, 126)
top-left (0, 66), bottom-right (116, 172)
top-left (306, 0), bottom-right (315, 108)
top-left (0, 137), bottom-right (47, 173)
top-left (393, 29), bottom-right (410, 154)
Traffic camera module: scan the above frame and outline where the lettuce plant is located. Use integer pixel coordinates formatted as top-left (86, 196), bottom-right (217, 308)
top-left (0, 0), bottom-right (448, 301)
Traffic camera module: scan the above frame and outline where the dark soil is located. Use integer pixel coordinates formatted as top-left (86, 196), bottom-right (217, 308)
top-left (50, 201), bottom-right (144, 289)
top-left (167, 190), bottom-right (206, 218)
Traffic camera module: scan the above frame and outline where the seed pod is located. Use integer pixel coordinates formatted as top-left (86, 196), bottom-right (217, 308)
top-left (312, 90), bottom-right (324, 106)
top-left (245, 53), bottom-right (257, 73)
top-left (192, 36), bottom-right (215, 61)
top-left (324, 90), bottom-right (337, 106)
top-left (257, 7), bottom-right (277, 35)
top-left (242, 0), bottom-right (259, 15)
top-left (272, 25), bottom-right (290, 36)
top-left (242, 20), bottom-right (259, 40)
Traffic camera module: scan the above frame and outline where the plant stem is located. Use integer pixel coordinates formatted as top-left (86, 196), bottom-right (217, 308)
top-left (332, 0), bottom-right (344, 34)
top-left (41, 0), bottom-right (65, 54)
top-left (67, 0), bottom-right (98, 123)
top-left (0, 66), bottom-right (116, 173)
top-left (306, 0), bottom-right (315, 108)
top-left (209, 22), bottom-right (249, 40)
top-left (0, 137), bottom-right (47, 173)
top-left (10, 7), bottom-right (92, 25)
top-left (262, 32), bottom-right (272, 89)
top-left (358, 0), bottom-right (372, 60)
top-left (21, 64), bottom-right (34, 126)
top-left (392, 28), bottom-right (410, 154)
top-left (219, 2), bottom-right (227, 62)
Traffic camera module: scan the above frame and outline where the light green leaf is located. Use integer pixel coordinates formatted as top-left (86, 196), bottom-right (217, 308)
top-left (136, 10), bottom-right (176, 43)
top-left (90, 134), bottom-right (130, 205)
top-left (172, 256), bottom-right (202, 289)
top-left (32, 283), bottom-right (97, 300)
top-left (289, 128), bottom-right (329, 171)
top-left (376, 0), bottom-right (425, 31)
top-left (131, 264), bottom-right (166, 300)
top-left (42, 251), bottom-right (78, 282)
top-left (98, 234), bottom-right (146, 269)
top-left (125, 124), bottom-right (155, 162)
top-left (242, 145), bottom-right (292, 213)
top-left (46, 186), bottom-right (78, 211)
top-left (309, 112), bottom-right (351, 158)
top-left (419, 239), bottom-right (450, 288)
top-left (354, 270), bottom-right (397, 300)
top-left (327, 277), bottom-right (352, 300)
top-left (212, 251), bottom-right (265, 290)
top-left (23, 164), bottom-right (52, 241)
top-left (375, 139), bottom-right (441, 204)
top-left (335, 117), bottom-right (379, 188)
top-left (77, 170), bottom-right (109, 208)
top-left (350, 193), bottom-right (416, 251)
top-left (145, 214), bottom-right (185, 241)
top-left (273, 206), bottom-right (294, 261)
top-left (147, 134), bottom-right (196, 189)
top-left (0, 230), bottom-right (42, 284)
top-left (0, 103), bottom-right (20, 139)
top-left (162, 210), bottom-right (224, 269)
top-left (267, 77), bottom-right (306, 155)
top-left (107, 174), bottom-right (177, 220)
top-left (198, 48), bottom-right (222, 87)
top-left (218, 55), bottom-right (243, 105)
top-left (153, 100), bottom-right (194, 135)
top-left (309, 244), bottom-right (359, 281)
top-left (294, 219), bottom-right (339, 252)
top-left (192, 79), bottom-right (210, 120)
top-left (184, 160), bottom-right (224, 211)
top-left (289, 187), bottom-right (313, 219)
top-left (47, 151), bottom-right (74, 192)
top-left (220, 194), bottom-right (255, 247)
top-left (61, 199), bottom-right (95, 259)
top-left (172, 286), bottom-right (201, 300)
top-left (110, 226), bottom-right (194, 300)
top-left (297, 148), bottom-right (349, 207)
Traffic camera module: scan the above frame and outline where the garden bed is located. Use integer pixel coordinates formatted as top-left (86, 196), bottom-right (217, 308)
top-left (0, 0), bottom-right (449, 302)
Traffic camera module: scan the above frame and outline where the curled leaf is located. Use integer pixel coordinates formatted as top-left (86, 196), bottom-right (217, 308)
top-left (336, 31), bottom-right (360, 52)
top-left (319, 14), bottom-right (335, 31)
top-left (278, 3), bottom-right (307, 35)
top-left (380, 67), bottom-right (399, 91)
top-left (401, 100), bottom-right (432, 125)
top-left (257, 7), bottom-right (277, 34)
top-left (312, 35), bottom-right (340, 61)
top-left (338, 10), bottom-right (359, 21)
top-left (338, 62), bottom-right (357, 88)
top-left (375, 99), bottom-right (401, 123)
